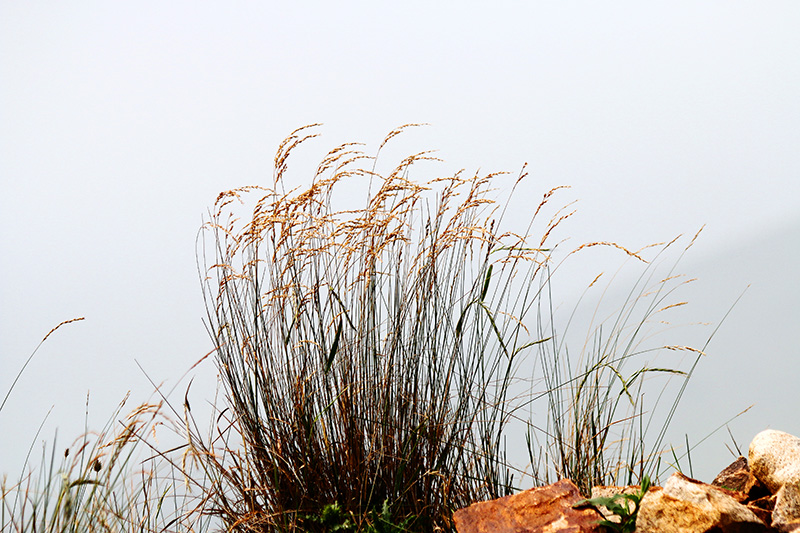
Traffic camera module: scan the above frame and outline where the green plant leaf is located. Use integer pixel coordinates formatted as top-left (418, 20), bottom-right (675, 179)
top-left (481, 264), bottom-right (493, 301)
top-left (480, 302), bottom-right (510, 359)
top-left (575, 476), bottom-right (651, 533)
top-left (455, 307), bottom-right (468, 336)
top-left (511, 336), bottom-right (553, 357)
top-left (324, 318), bottom-right (343, 373)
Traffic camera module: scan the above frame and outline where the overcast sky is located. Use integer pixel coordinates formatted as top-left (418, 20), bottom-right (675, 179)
top-left (2, 2), bottom-right (799, 483)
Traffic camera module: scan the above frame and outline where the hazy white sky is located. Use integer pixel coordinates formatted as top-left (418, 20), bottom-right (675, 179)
top-left (2, 2), bottom-right (799, 482)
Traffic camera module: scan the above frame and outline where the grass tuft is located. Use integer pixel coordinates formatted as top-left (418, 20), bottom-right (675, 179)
top-left (184, 125), bottom-right (706, 531)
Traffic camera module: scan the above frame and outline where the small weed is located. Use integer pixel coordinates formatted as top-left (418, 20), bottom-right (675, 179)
top-left (305, 502), bottom-right (355, 532)
top-left (305, 499), bottom-right (418, 532)
top-left (574, 474), bottom-right (651, 533)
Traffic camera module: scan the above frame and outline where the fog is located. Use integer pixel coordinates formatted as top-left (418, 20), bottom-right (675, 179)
top-left (2, 2), bottom-right (799, 484)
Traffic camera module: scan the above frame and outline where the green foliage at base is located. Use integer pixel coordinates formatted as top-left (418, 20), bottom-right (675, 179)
top-left (574, 475), bottom-right (652, 533)
top-left (304, 499), bottom-right (419, 533)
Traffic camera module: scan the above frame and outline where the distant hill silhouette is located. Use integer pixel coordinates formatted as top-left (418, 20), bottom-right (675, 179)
top-left (659, 218), bottom-right (800, 481)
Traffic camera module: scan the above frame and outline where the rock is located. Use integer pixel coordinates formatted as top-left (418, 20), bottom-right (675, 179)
top-left (636, 472), bottom-right (768, 532)
top-left (772, 483), bottom-right (800, 532)
top-left (452, 478), bottom-right (606, 533)
top-left (748, 494), bottom-right (777, 526)
top-left (749, 430), bottom-right (800, 494)
top-left (749, 430), bottom-right (800, 531)
top-left (713, 456), bottom-right (762, 497)
top-left (750, 494), bottom-right (777, 512)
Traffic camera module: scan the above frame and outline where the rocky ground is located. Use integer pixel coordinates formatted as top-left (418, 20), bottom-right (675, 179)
top-left (453, 429), bottom-right (800, 532)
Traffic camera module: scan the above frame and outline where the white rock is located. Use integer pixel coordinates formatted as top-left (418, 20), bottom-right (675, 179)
top-left (636, 472), bottom-right (767, 533)
top-left (749, 429), bottom-right (800, 494)
top-left (773, 483), bottom-right (800, 532)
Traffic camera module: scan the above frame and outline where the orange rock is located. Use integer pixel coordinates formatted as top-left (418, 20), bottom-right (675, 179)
top-left (452, 478), bottom-right (606, 533)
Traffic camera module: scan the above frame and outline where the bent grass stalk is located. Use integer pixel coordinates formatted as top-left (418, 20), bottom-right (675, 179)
top-left (1, 318), bottom-right (85, 415)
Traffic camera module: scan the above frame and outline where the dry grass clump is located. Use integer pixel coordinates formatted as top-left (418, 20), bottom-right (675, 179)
top-left (192, 124), bottom-right (560, 530)
top-left (187, 124), bottom-right (689, 531)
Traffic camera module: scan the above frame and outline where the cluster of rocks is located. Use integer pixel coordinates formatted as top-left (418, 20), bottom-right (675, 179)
top-left (453, 429), bottom-right (800, 532)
